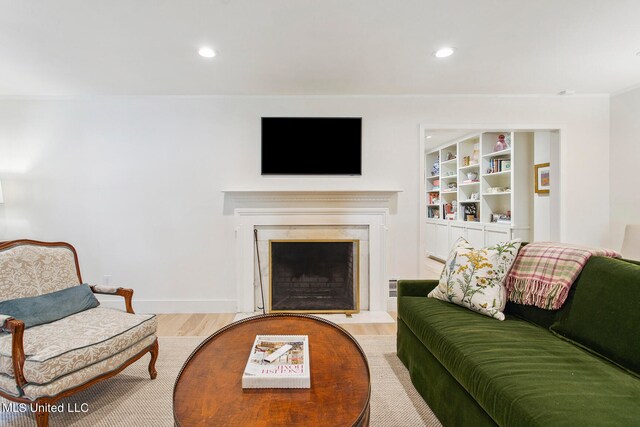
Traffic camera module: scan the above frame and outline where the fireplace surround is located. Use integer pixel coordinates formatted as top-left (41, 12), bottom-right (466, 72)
top-left (224, 190), bottom-right (401, 313)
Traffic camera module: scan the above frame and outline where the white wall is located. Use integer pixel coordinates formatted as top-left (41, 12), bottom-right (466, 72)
top-left (610, 87), bottom-right (640, 251)
top-left (531, 131), bottom-right (563, 242)
top-left (0, 95), bottom-right (610, 312)
top-left (533, 131), bottom-right (551, 241)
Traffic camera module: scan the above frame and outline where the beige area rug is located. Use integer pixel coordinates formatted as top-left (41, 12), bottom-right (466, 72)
top-left (0, 336), bottom-right (441, 427)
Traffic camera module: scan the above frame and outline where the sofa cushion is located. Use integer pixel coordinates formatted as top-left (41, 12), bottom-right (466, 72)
top-left (550, 256), bottom-right (640, 376)
top-left (0, 243), bottom-right (80, 301)
top-left (505, 301), bottom-right (561, 329)
top-left (428, 238), bottom-right (521, 320)
top-left (0, 284), bottom-right (99, 328)
top-left (0, 307), bottom-right (156, 384)
top-left (399, 296), bottom-right (640, 426)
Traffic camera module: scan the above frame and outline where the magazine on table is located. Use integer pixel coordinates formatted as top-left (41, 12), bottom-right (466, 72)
top-left (242, 335), bottom-right (310, 389)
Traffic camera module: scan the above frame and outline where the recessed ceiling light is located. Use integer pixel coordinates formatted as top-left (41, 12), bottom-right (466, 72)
top-left (198, 47), bottom-right (216, 58)
top-left (557, 90), bottom-right (575, 96)
top-left (426, 135), bottom-right (433, 139)
top-left (433, 47), bottom-right (455, 58)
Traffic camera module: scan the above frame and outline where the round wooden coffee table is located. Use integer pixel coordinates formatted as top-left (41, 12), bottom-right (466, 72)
top-left (173, 314), bottom-right (370, 427)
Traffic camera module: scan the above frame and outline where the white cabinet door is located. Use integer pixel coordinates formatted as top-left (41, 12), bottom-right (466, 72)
top-left (450, 224), bottom-right (466, 245)
top-left (425, 222), bottom-right (437, 255)
top-left (485, 228), bottom-right (511, 247)
top-left (435, 223), bottom-right (449, 259)
top-left (467, 226), bottom-right (485, 248)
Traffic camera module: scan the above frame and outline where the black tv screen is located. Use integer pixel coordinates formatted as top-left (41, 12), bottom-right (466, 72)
top-left (261, 117), bottom-right (362, 175)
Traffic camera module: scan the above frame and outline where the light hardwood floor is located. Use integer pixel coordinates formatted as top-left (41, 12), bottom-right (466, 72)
top-left (156, 257), bottom-right (444, 337)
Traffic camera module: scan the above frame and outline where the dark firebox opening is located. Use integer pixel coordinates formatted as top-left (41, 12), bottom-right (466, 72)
top-left (270, 241), bottom-right (356, 312)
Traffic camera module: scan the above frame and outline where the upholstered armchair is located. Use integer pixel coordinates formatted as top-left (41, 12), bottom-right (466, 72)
top-left (0, 240), bottom-right (158, 427)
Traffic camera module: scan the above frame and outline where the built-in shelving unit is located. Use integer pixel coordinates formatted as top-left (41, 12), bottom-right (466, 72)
top-left (420, 129), bottom-right (534, 261)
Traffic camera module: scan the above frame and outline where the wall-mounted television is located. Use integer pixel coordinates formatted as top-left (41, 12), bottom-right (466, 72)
top-left (261, 117), bottom-right (362, 175)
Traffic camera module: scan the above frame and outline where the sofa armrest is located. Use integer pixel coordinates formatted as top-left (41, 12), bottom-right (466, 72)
top-left (1, 317), bottom-right (26, 388)
top-left (397, 280), bottom-right (439, 298)
top-left (90, 285), bottom-right (135, 314)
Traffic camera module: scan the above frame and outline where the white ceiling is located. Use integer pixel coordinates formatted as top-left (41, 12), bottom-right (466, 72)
top-left (1, 0), bottom-right (639, 96)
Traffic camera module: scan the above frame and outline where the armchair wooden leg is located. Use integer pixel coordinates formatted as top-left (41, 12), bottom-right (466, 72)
top-left (34, 405), bottom-right (50, 427)
top-left (148, 339), bottom-right (159, 379)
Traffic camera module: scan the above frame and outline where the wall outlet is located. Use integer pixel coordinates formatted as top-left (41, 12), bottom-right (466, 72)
top-left (388, 279), bottom-right (397, 297)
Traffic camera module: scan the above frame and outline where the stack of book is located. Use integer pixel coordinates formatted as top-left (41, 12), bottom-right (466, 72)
top-left (488, 159), bottom-right (511, 173)
top-left (242, 335), bottom-right (310, 389)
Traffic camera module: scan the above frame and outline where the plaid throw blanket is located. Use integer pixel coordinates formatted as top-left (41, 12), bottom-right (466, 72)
top-left (505, 242), bottom-right (621, 309)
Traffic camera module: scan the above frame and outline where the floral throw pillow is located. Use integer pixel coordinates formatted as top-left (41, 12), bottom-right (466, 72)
top-left (428, 237), bottom-right (522, 320)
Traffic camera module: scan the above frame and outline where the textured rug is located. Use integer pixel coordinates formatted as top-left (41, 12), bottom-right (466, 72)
top-left (0, 336), bottom-right (441, 426)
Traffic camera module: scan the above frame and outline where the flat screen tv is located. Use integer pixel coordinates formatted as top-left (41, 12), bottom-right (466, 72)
top-left (261, 117), bottom-right (362, 175)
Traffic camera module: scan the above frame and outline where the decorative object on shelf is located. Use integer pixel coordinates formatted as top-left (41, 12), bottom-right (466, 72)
top-left (445, 201), bottom-right (457, 220)
top-left (503, 160), bottom-right (512, 170)
top-left (470, 192), bottom-right (479, 200)
top-left (471, 144), bottom-right (479, 164)
top-left (466, 171), bottom-right (478, 181)
top-left (504, 134), bottom-right (512, 148)
top-left (494, 134), bottom-right (508, 152)
top-left (432, 156), bottom-right (440, 176)
top-left (535, 163), bottom-right (550, 194)
top-left (463, 156), bottom-right (470, 166)
top-left (464, 203), bottom-right (477, 220)
top-left (448, 182), bottom-right (457, 190)
top-left (446, 152), bottom-right (456, 161)
top-left (491, 212), bottom-right (511, 224)
top-left (445, 171), bottom-right (456, 176)
top-left (487, 187), bottom-right (508, 193)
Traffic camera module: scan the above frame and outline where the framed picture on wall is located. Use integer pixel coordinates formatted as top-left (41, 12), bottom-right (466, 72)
top-left (535, 163), bottom-right (550, 194)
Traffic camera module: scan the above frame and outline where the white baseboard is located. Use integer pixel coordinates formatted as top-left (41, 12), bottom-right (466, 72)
top-left (96, 297), bottom-right (398, 314)
top-left (95, 297), bottom-right (237, 314)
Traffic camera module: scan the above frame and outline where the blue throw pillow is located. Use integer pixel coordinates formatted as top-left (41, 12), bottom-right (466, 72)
top-left (0, 284), bottom-right (100, 328)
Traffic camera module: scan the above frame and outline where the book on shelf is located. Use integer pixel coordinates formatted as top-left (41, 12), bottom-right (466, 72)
top-left (489, 158), bottom-right (512, 173)
top-left (242, 335), bottom-right (310, 389)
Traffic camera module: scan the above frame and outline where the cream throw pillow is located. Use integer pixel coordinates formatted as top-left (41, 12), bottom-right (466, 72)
top-left (428, 237), bottom-right (521, 320)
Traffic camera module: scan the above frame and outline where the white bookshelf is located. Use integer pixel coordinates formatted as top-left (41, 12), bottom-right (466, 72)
top-left (420, 130), bottom-right (534, 261)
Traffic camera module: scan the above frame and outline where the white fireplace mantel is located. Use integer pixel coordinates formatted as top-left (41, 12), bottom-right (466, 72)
top-left (226, 190), bottom-right (402, 313)
top-left (223, 189), bottom-right (402, 203)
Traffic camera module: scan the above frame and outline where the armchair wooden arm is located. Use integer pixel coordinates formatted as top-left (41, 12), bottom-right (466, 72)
top-left (90, 286), bottom-right (135, 314)
top-left (1, 317), bottom-right (26, 388)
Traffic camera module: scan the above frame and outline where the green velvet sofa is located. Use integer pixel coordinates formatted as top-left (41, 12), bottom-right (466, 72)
top-left (397, 255), bottom-right (640, 426)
